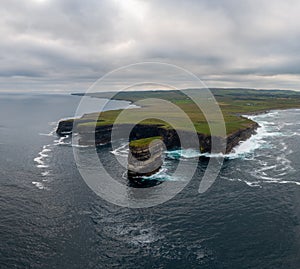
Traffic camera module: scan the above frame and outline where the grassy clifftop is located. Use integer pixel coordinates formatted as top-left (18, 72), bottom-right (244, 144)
top-left (129, 136), bottom-right (163, 148)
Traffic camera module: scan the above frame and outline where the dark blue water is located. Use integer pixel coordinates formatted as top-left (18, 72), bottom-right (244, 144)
top-left (1, 93), bottom-right (300, 269)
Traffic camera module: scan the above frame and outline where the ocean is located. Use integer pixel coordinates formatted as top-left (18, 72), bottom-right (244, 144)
top-left (1, 92), bottom-right (300, 269)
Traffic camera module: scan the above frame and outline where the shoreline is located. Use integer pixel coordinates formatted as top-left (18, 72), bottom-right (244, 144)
top-left (56, 107), bottom-right (300, 156)
top-left (60, 88), bottom-right (300, 155)
top-left (56, 114), bottom-right (259, 154)
top-left (57, 89), bottom-right (300, 156)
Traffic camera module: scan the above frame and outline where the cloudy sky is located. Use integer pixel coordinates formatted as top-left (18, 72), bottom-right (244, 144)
top-left (1, 0), bottom-right (300, 92)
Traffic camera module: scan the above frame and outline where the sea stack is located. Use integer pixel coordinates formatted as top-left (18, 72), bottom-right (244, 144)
top-left (127, 137), bottom-right (165, 180)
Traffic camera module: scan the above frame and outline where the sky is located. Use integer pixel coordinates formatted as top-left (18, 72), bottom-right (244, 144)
top-left (1, 0), bottom-right (300, 92)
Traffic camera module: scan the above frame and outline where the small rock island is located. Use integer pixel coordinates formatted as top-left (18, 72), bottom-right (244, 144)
top-left (127, 137), bottom-right (164, 179)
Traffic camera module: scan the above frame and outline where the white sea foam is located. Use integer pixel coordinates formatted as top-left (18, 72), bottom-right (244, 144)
top-left (225, 113), bottom-right (288, 159)
top-left (39, 129), bottom-right (56, 137)
top-left (34, 145), bottom-right (52, 168)
top-left (54, 135), bottom-right (71, 146)
top-left (32, 181), bottom-right (48, 190)
top-left (244, 181), bottom-right (262, 187)
top-left (220, 110), bottom-right (300, 188)
top-left (110, 143), bottom-right (129, 157)
top-left (39, 121), bottom-right (59, 136)
top-left (33, 143), bottom-right (54, 187)
top-left (142, 167), bottom-right (180, 181)
top-left (41, 171), bottom-right (50, 176)
top-left (71, 144), bottom-right (90, 148)
top-left (166, 148), bottom-right (201, 160)
top-left (39, 132), bottom-right (54, 137)
top-left (276, 181), bottom-right (300, 186)
top-left (221, 176), bottom-right (261, 188)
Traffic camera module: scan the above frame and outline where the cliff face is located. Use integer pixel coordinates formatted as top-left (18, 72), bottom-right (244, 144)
top-left (226, 121), bottom-right (259, 152)
top-left (56, 119), bottom-right (259, 154)
top-left (56, 120), bottom-right (73, 135)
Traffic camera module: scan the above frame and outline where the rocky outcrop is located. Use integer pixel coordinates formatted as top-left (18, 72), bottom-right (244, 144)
top-left (127, 139), bottom-right (164, 179)
top-left (56, 119), bottom-right (74, 135)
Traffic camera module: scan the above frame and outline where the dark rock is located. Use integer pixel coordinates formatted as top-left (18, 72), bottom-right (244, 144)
top-left (56, 119), bottom-right (74, 135)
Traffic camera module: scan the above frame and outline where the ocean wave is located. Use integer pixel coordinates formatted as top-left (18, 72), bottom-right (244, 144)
top-left (275, 181), bottom-right (300, 186)
top-left (166, 148), bottom-right (201, 160)
top-left (38, 121), bottom-right (58, 136)
top-left (38, 128), bottom-right (56, 137)
top-left (34, 145), bottom-right (51, 168)
top-left (220, 109), bottom-right (300, 188)
top-left (39, 132), bottom-right (55, 137)
top-left (110, 143), bottom-right (129, 157)
top-left (41, 171), bottom-right (50, 176)
top-left (32, 181), bottom-right (48, 190)
top-left (142, 167), bottom-right (180, 182)
top-left (33, 143), bottom-right (54, 189)
top-left (53, 135), bottom-right (71, 146)
top-left (71, 144), bottom-right (91, 148)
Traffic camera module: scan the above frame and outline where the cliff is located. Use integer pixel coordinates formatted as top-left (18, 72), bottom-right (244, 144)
top-left (56, 118), bottom-right (259, 154)
top-left (56, 116), bottom-right (258, 180)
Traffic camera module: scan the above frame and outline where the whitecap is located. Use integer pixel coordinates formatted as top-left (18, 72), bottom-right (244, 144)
top-left (110, 143), bottom-right (129, 157)
top-left (34, 146), bottom-right (51, 168)
top-left (143, 167), bottom-right (181, 182)
top-left (36, 164), bottom-right (49, 168)
top-left (41, 171), bottom-right (50, 176)
top-left (39, 132), bottom-right (55, 137)
top-left (32, 181), bottom-right (48, 190)
top-left (39, 128), bottom-right (56, 137)
top-left (166, 148), bottom-right (201, 160)
top-left (221, 176), bottom-right (261, 188)
top-left (225, 112), bottom-right (290, 159)
top-left (53, 135), bottom-right (71, 146)
top-left (244, 181), bottom-right (262, 187)
top-left (71, 144), bottom-right (91, 148)
top-left (277, 181), bottom-right (300, 186)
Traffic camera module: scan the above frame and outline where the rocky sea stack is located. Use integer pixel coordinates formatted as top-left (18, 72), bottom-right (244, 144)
top-left (127, 137), bottom-right (165, 180)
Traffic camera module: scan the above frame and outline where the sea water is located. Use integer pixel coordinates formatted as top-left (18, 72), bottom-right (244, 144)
top-left (1, 93), bottom-right (300, 269)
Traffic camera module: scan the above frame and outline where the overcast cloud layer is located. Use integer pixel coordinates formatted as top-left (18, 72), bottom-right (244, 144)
top-left (1, 0), bottom-right (300, 92)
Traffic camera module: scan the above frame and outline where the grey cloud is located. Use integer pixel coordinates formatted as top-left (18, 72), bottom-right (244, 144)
top-left (1, 0), bottom-right (300, 91)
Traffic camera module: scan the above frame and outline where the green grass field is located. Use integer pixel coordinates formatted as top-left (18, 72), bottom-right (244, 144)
top-left (74, 88), bottom-right (300, 137)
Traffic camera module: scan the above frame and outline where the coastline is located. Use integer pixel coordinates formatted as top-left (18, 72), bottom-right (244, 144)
top-left (60, 88), bottom-right (300, 156)
top-left (56, 114), bottom-right (259, 154)
top-left (55, 107), bottom-right (300, 180)
top-left (56, 107), bottom-right (300, 157)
